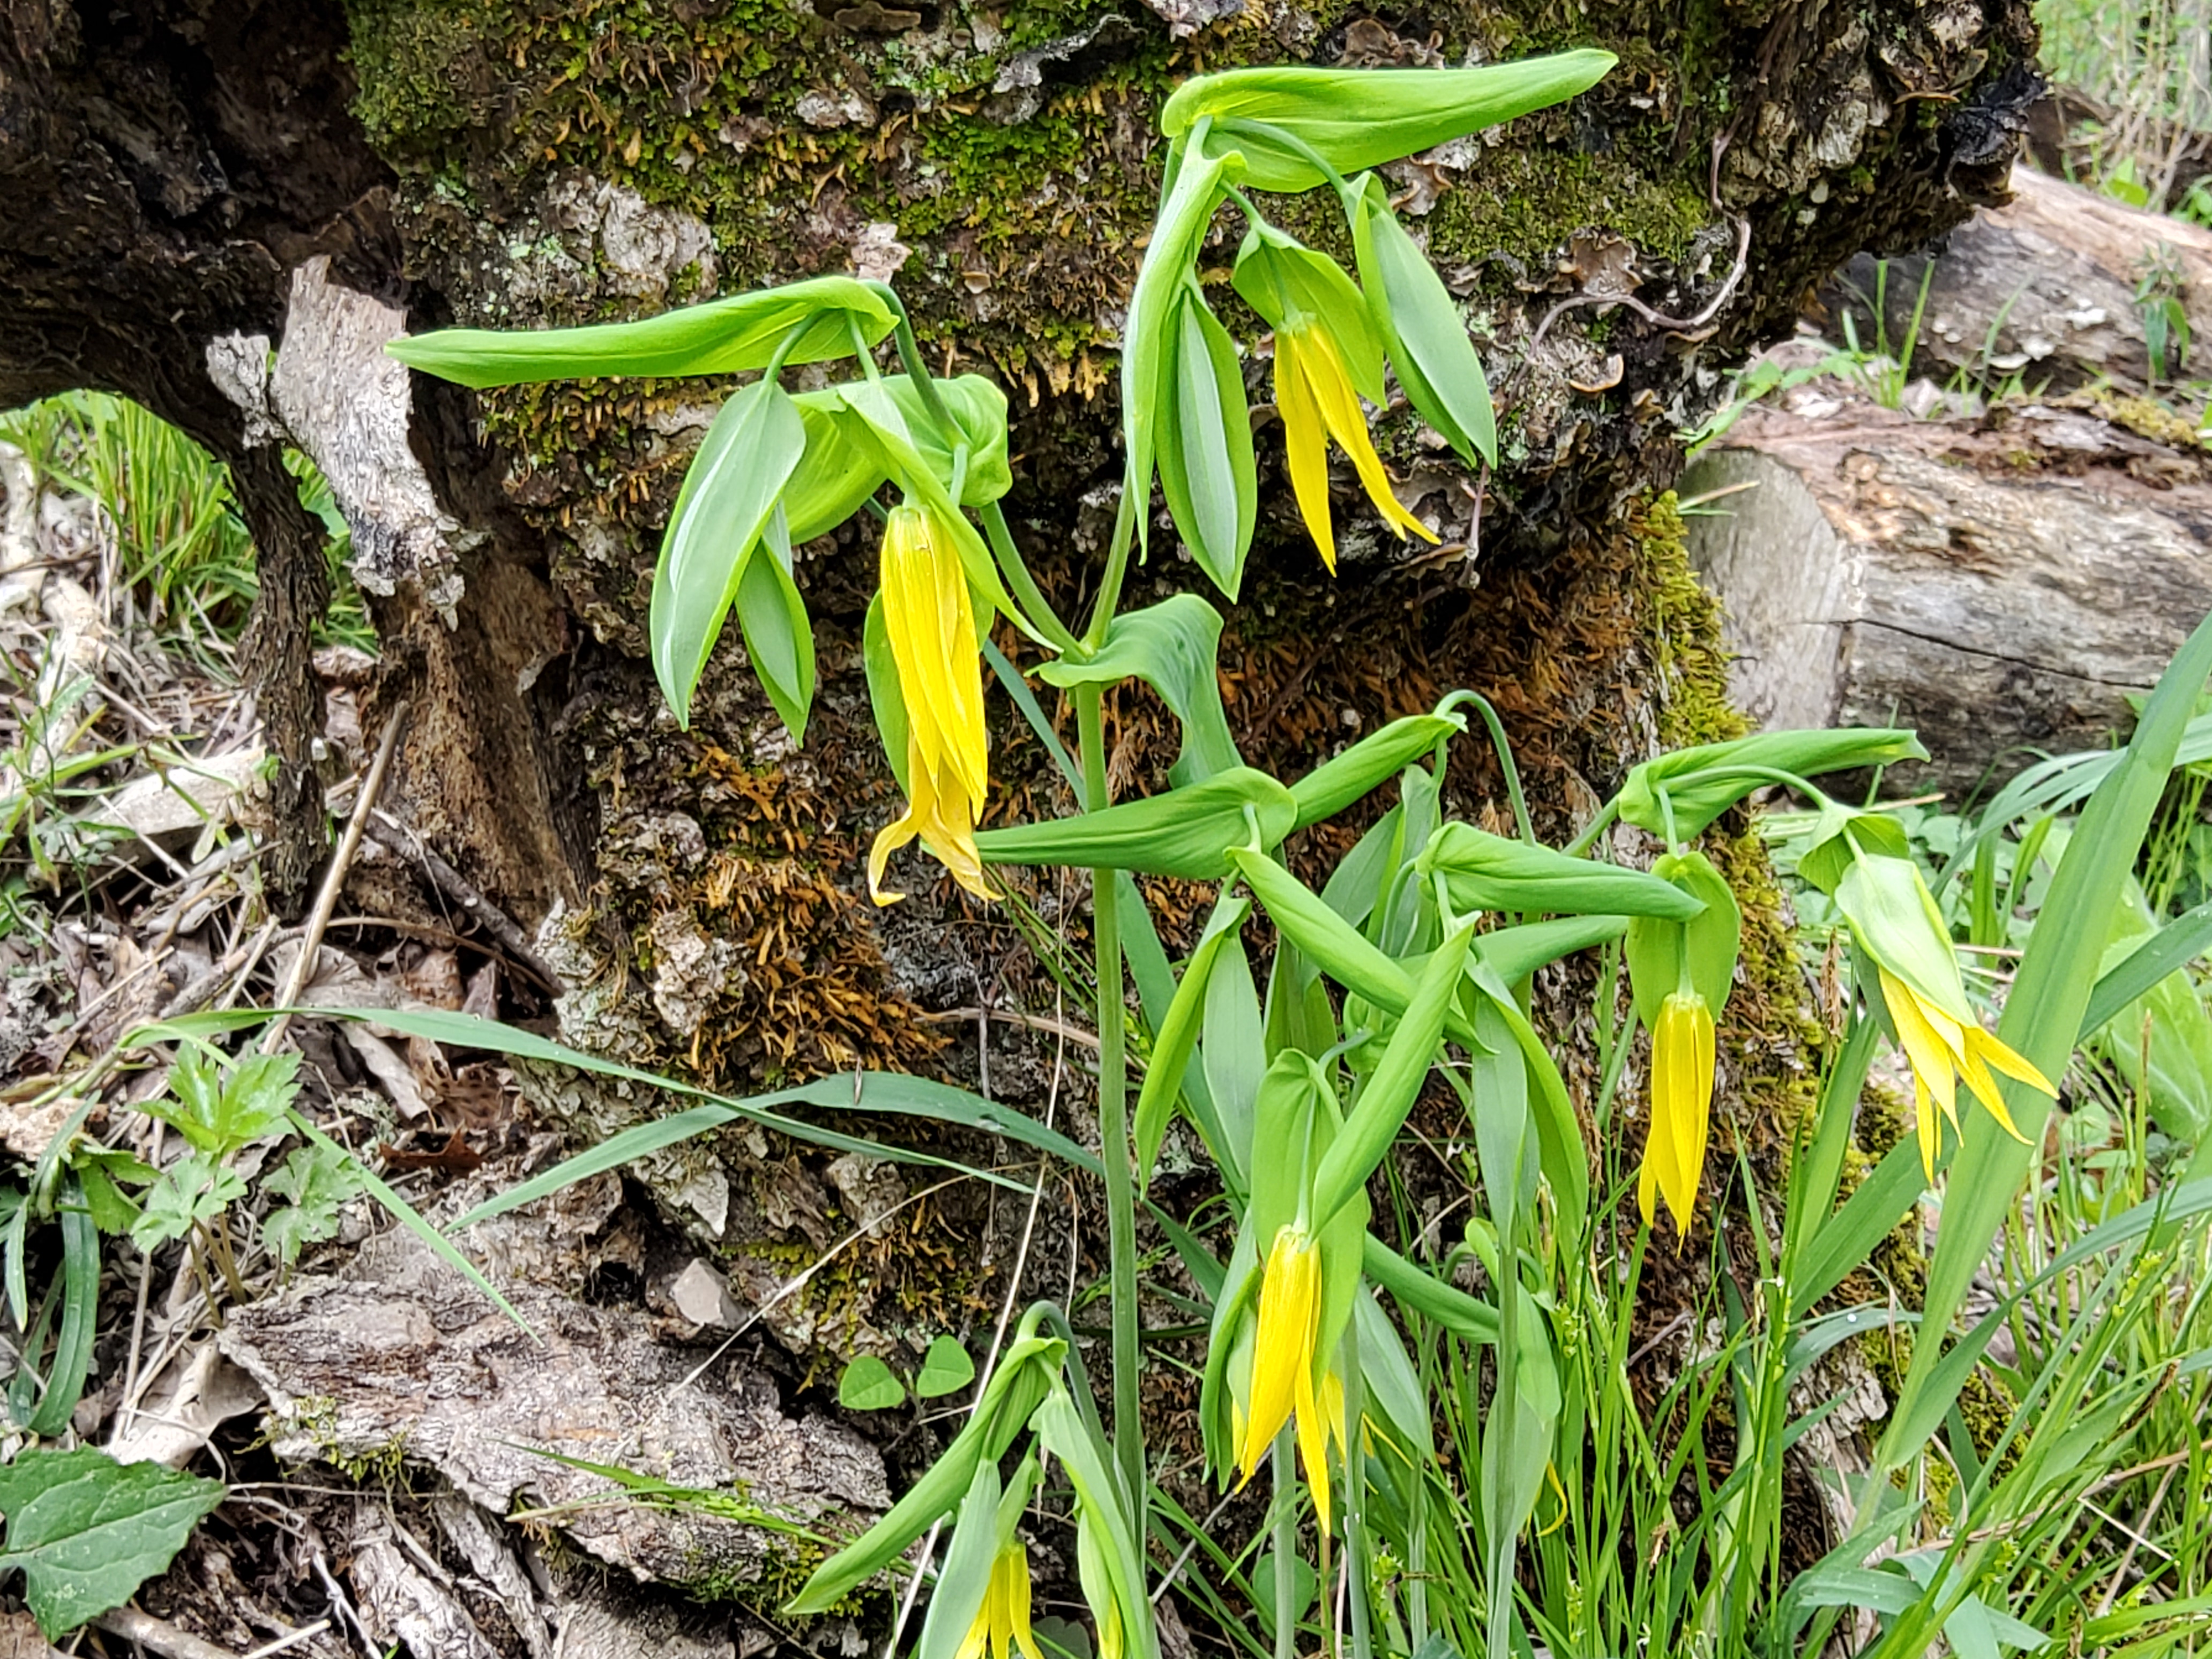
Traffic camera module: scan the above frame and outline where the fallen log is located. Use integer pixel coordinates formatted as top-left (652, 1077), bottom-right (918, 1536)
top-left (1824, 163), bottom-right (2212, 395)
top-left (1680, 377), bottom-right (2212, 798)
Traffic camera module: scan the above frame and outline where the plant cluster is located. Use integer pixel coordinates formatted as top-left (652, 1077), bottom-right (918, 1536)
top-left (375, 41), bottom-right (2212, 1659)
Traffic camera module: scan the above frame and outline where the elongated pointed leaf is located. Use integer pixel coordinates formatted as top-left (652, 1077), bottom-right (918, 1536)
top-left (788, 1334), bottom-right (1064, 1613)
top-left (651, 379), bottom-right (806, 726)
top-left (387, 276), bottom-right (895, 386)
top-left (732, 508), bottom-right (816, 742)
top-left (1126, 147), bottom-right (1233, 543)
top-left (1310, 921), bottom-right (1475, 1227)
top-left (976, 768), bottom-right (1297, 880)
top-left (1039, 595), bottom-right (1242, 785)
top-left (1161, 52), bottom-right (1617, 193)
top-left (1350, 174), bottom-right (1495, 466)
top-left (1422, 822), bottom-right (1707, 918)
top-left (1159, 291), bottom-right (1257, 598)
top-left (1290, 711), bottom-right (1463, 829)
top-left (782, 373), bottom-right (1015, 544)
top-left (863, 591), bottom-right (911, 792)
top-left (1616, 728), bottom-right (1926, 840)
top-left (1134, 895), bottom-right (1251, 1184)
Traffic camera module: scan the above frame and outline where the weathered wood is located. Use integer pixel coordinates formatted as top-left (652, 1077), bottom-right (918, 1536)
top-left (1682, 376), bottom-right (2212, 796)
top-left (1826, 163), bottom-right (2212, 394)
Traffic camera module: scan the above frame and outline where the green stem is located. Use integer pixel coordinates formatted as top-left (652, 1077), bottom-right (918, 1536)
top-left (1085, 483), bottom-right (1139, 651)
top-left (1076, 685), bottom-right (1144, 1514)
top-left (1272, 1424), bottom-right (1299, 1659)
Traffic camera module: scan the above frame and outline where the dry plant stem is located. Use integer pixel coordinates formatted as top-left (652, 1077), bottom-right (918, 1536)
top-left (263, 702), bottom-right (407, 1056)
top-left (363, 807), bottom-right (563, 991)
top-left (1075, 685), bottom-right (1144, 1513)
top-left (94, 1606), bottom-right (246, 1659)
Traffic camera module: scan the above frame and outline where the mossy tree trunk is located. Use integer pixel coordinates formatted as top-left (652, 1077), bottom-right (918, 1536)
top-left (6, 0), bottom-right (2030, 1472)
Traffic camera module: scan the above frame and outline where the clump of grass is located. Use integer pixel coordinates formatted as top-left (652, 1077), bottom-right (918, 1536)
top-left (0, 390), bottom-right (376, 662)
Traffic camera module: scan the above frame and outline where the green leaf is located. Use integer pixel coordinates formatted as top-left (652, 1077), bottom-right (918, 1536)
top-left (1124, 147), bottom-right (1232, 545)
top-left (916, 1464), bottom-right (1004, 1659)
top-left (1162, 51), bottom-right (1617, 193)
top-left (650, 378), bottom-right (807, 727)
top-left (0, 1447), bottom-right (226, 1638)
top-left (2081, 898), bottom-right (2212, 1041)
top-left (863, 591), bottom-right (911, 793)
top-left (1624, 850), bottom-right (1741, 1028)
top-left (976, 768), bottom-right (1298, 880)
top-left (2090, 883), bottom-right (2212, 1142)
top-left (915, 1334), bottom-right (977, 1399)
top-left (1421, 823), bottom-right (1707, 918)
top-left (837, 1354), bottom-right (907, 1410)
top-left (1133, 895), bottom-right (1250, 1186)
top-left (144, 1049), bottom-right (298, 1157)
top-left (261, 1144), bottom-right (368, 1268)
top-left (1310, 922), bottom-right (1475, 1227)
top-left (1473, 914), bottom-right (1628, 984)
top-left (1349, 174), bottom-right (1494, 466)
top-left (385, 276), bottom-right (896, 386)
top-left (23, 1195), bottom-right (99, 1439)
top-left (784, 374), bottom-right (1015, 541)
top-left (1157, 290), bottom-right (1257, 599)
top-left (1231, 227), bottom-right (1386, 399)
top-left (788, 1332), bottom-right (1065, 1614)
top-left (1615, 728), bottom-right (1926, 840)
top-left (129, 1153), bottom-right (245, 1251)
top-left (1289, 711), bottom-right (1462, 829)
top-left (732, 508), bottom-right (817, 743)
top-left (1038, 596), bottom-right (1242, 786)
top-left (833, 382), bottom-right (1025, 633)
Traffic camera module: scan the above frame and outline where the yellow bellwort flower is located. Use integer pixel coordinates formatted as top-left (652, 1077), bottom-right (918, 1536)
top-left (954, 1541), bottom-right (1045, 1659)
top-left (1875, 966), bottom-right (2054, 1179)
top-left (869, 502), bottom-right (993, 906)
top-left (1273, 318), bottom-right (1439, 574)
top-left (1638, 990), bottom-right (1716, 1235)
top-left (1232, 1224), bottom-right (1349, 1531)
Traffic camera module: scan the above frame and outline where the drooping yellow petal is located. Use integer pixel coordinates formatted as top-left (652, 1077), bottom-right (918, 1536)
top-left (1913, 1074), bottom-right (1942, 1180)
top-left (1879, 967), bottom-right (2050, 1174)
top-left (881, 505), bottom-right (987, 801)
top-left (1879, 968), bottom-right (1960, 1127)
top-left (1295, 1350), bottom-right (1333, 1535)
top-left (1237, 1226), bottom-right (1319, 1484)
top-left (1273, 332), bottom-right (1339, 571)
top-left (999, 1546), bottom-right (1043, 1659)
top-left (1640, 992), bottom-right (1714, 1234)
top-left (1955, 1041), bottom-right (2028, 1144)
top-left (870, 734), bottom-right (993, 906)
top-left (1295, 326), bottom-right (1438, 549)
top-left (872, 504), bottom-right (995, 905)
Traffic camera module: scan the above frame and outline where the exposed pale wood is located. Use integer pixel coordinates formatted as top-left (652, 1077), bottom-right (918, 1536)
top-left (1683, 383), bottom-right (2212, 795)
top-left (1827, 164), bottom-right (2212, 393)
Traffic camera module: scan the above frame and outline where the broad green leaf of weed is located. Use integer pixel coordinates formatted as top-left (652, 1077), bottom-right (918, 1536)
top-left (837, 1355), bottom-right (906, 1411)
top-left (261, 1144), bottom-right (368, 1267)
top-left (144, 1050), bottom-right (298, 1156)
top-left (915, 1335), bottom-right (976, 1399)
top-left (129, 1154), bottom-right (244, 1250)
top-left (0, 1446), bottom-right (225, 1636)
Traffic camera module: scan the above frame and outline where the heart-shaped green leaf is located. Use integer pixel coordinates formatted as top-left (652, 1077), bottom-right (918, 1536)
top-left (836, 1354), bottom-right (907, 1411)
top-left (914, 1335), bottom-right (976, 1399)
